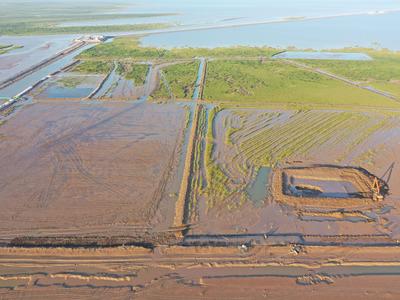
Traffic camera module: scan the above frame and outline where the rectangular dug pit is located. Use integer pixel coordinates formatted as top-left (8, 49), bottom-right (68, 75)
top-left (286, 177), bottom-right (360, 198)
top-left (273, 166), bottom-right (378, 209)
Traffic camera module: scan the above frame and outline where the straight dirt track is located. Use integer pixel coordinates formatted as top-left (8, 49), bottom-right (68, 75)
top-left (2, 245), bottom-right (400, 299)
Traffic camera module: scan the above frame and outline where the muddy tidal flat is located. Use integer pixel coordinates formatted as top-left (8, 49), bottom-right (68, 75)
top-left (0, 101), bottom-right (186, 237)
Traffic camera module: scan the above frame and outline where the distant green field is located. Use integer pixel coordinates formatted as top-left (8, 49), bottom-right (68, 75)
top-left (0, 23), bottom-right (169, 36)
top-left (79, 37), bottom-right (279, 60)
top-left (203, 60), bottom-right (399, 107)
top-left (117, 63), bottom-right (149, 85)
top-left (299, 49), bottom-right (400, 98)
top-left (0, 0), bottom-right (175, 35)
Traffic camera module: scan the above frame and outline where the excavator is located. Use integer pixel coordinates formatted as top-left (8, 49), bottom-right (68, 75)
top-left (372, 177), bottom-right (384, 201)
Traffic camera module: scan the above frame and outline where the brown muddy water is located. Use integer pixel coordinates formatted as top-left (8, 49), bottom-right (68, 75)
top-left (246, 167), bottom-right (271, 206)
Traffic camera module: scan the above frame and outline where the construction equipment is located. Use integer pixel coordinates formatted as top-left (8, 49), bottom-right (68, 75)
top-left (372, 177), bottom-right (384, 201)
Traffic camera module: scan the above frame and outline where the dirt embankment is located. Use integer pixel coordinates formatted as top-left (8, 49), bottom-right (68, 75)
top-left (173, 104), bottom-right (203, 232)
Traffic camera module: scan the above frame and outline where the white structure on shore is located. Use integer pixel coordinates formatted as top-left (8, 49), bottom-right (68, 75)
top-left (74, 35), bottom-right (107, 43)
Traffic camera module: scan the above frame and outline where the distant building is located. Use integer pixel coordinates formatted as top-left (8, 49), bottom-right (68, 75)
top-left (74, 35), bottom-right (107, 44)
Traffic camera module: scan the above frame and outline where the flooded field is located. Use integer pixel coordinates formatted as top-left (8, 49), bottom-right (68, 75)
top-left (0, 101), bottom-right (186, 237)
top-left (30, 73), bottom-right (103, 99)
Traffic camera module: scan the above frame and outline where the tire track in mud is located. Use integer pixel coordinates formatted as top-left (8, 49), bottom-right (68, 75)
top-left (146, 130), bottom-right (182, 225)
top-left (38, 103), bottom-right (142, 151)
top-left (38, 108), bottom-right (131, 204)
top-left (57, 140), bottom-right (129, 202)
top-left (37, 151), bottom-right (64, 209)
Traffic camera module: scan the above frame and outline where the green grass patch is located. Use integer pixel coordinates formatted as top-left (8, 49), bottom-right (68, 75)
top-left (202, 60), bottom-right (399, 107)
top-left (117, 63), bottom-right (148, 85)
top-left (161, 61), bottom-right (200, 99)
top-left (298, 49), bottom-right (400, 98)
top-left (73, 61), bottom-right (112, 74)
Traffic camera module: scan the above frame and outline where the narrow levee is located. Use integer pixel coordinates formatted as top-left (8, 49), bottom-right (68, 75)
top-left (173, 58), bottom-right (208, 234)
top-left (88, 62), bottom-right (118, 99)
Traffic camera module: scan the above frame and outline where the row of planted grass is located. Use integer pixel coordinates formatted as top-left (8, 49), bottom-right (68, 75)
top-left (233, 110), bottom-right (394, 167)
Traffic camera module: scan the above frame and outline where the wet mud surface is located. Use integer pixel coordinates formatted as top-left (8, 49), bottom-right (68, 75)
top-left (0, 101), bottom-right (186, 237)
top-left (2, 245), bottom-right (400, 299)
top-left (190, 108), bottom-right (400, 238)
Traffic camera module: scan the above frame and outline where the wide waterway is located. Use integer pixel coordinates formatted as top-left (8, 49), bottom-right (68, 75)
top-left (58, 0), bottom-right (400, 30)
top-left (141, 10), bottom-right (400, 50)
top-left (0, 44), bottom-right (93, 98)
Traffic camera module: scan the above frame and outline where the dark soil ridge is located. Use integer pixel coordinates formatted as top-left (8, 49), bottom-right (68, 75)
top-left (7, 233), bottom-right (181, 249)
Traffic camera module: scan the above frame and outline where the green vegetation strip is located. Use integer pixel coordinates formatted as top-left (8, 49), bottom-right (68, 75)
top-left (0, 44), bottom-right (22, 55)
top-left (204, 107), bottom-right (232, 208)
top-left (79, 37), bottom-right (279, 60)
top-left (203, 60), bottom-right (398, 107)
top-left (0, 23), bottom-right (170, 36)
